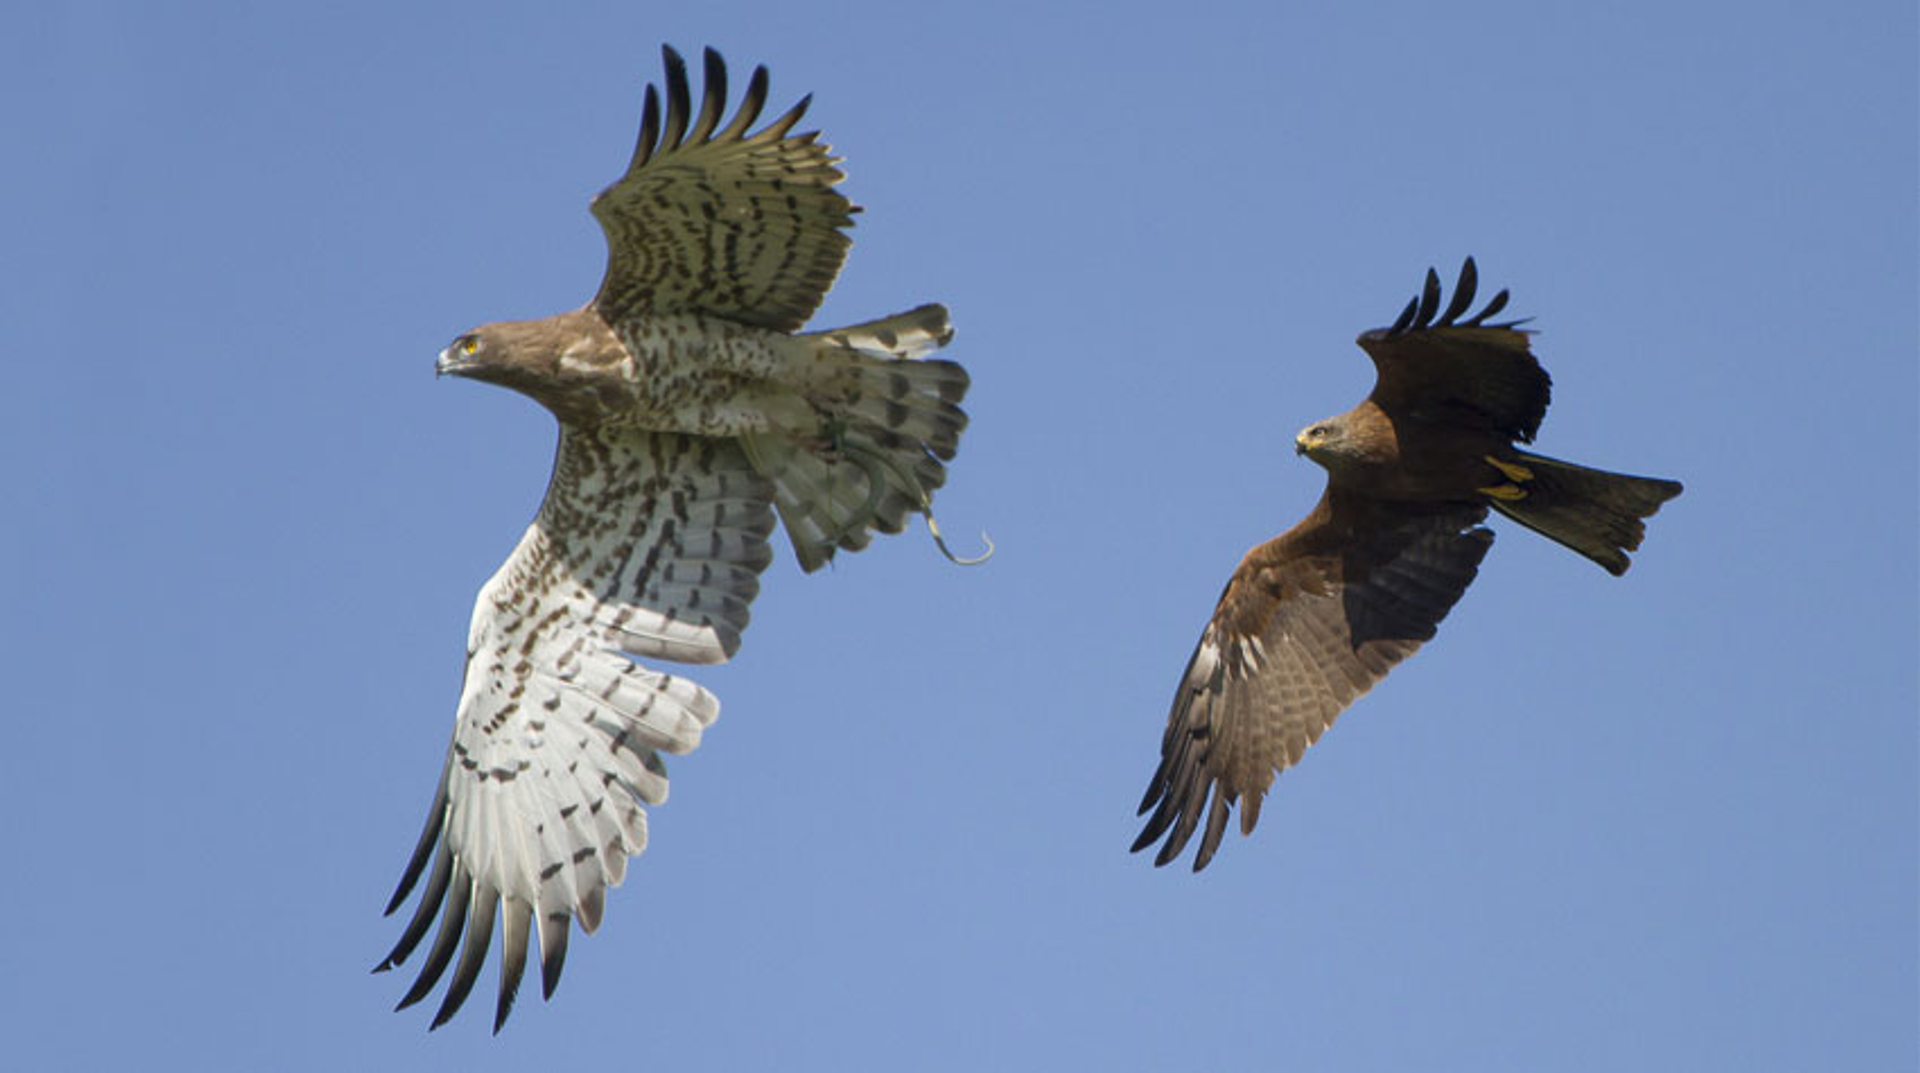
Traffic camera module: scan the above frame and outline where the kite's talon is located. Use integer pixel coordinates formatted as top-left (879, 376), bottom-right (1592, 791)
top-left (1478, 483), bottom-right (1528, 502)
top-left (1484, 455), bottom-right (1534, 482)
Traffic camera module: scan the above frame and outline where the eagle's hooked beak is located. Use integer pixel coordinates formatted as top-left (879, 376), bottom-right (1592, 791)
top-left (435, 346), bottom-right (474, 378)
top-left (1294, 432), bottom-right (1311, 456)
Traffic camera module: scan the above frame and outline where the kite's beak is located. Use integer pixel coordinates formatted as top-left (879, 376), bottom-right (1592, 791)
top-left (1293, 432), bottom-right (1310, 456)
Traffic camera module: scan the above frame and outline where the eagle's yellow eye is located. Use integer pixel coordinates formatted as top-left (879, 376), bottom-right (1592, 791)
top-left (460, 337), bottom-right (479, 356)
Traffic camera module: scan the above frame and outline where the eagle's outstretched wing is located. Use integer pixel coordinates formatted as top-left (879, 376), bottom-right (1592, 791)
top-left (1357, 257), bottom-right (1549, 443)
top-left (589, 45), bottom-right (855, 332)
top-left (376, 429), bottom-right (775, 1030)
top-left (1132, 495), bottom-right (1493, 870)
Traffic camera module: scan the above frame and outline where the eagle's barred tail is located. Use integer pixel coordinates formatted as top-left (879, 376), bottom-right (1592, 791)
top-left (805, 302), bottom-right (954, 362)
top-left (1487, 450), bottom-right (1682, 576)
top-left (751, 306), bottom-right (976, 573)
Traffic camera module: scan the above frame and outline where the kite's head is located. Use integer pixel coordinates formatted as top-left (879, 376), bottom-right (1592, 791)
top-left (1294, 418), bottom-right (1349, 467)
top-left (1294, 414), bottom-right (1380, 478)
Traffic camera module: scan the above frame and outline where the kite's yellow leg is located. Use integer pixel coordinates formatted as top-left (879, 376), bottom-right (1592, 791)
top-left (1478, 455), bottom-right (1533, 500)
top-left (1484, 455), bottom-right (1534, 482)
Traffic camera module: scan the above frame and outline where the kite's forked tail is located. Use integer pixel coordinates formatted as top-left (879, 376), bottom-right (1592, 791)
top-left (747, 304), bottom-right (990, 573)
top-left (1481, 450), bottom-right (1682, 576)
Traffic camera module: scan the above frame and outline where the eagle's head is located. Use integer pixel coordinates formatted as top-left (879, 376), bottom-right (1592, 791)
top-left (436, 311), bottom-right (628, 423)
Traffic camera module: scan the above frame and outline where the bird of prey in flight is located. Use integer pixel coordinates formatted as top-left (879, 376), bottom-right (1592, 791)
top-left (376, 45), bottom-right (979, 1030)
top-left (1133, 258), bottom-right (1681, 871)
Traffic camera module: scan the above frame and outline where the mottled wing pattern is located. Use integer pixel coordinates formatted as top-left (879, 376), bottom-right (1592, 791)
top-left (1133, 496), bottom-right (1494, 870)
top-left (377, 430), bottom-right (775, 1030)
top-left (590, 46), bottom-right (854, 333)
top-left (1358, 257), bottom-right (1550, 442)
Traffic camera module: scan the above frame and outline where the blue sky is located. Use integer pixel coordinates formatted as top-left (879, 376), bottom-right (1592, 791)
top-left (4, 2), bottom-right (1914, 1069)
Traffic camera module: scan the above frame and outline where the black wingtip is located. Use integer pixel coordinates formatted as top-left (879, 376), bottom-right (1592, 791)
top-left (539, 913), bottom-right (570, 1001)
top-left (1388, 295), bottom-right (1419, 335)
top-left (687, 47), bottom-right (727, 144)
top-left (379, 821), bottom-right (456, 978)
top-left (427, 888), bottom-right (496, 1031)
top-left (394, 866), bottom-right (472, 1015)
top-left (492, 989), bottom-right (518, 1035)
top-left (789, 91), bottom-right (816, 129)
top-left (716, 62), bottom-right (771, 141)
top-left (1133, 814), bottom-right (1195, 868)
top-left (1438, 257), bottom-right (1478, 325)
top-left (1467, 287), bottom-right (1511, 326)
top-left (1128, 826), bottom-right (1157, 855)
top-left (1414, 267), bottom-right (1442, 328)
top-left (490, 900), bottom-right (532, 1034)
top-left (382, 782), bottom-right (449, 918)
top-left (1132, 775), bottom-right (1177, 854)
top-left (631, 84), bottom-right (661, 169)
top-left (659, 45), bottom-right (693, 150)
top-left (1380, 258), bottom-right (1526, 334)
top-left (1135, 763), bottom-right (1170, 816)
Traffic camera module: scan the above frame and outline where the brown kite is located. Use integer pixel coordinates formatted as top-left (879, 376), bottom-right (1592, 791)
top-left (1131, 259), bottom-right (1682, 871)
top-left (376, 47), bottom-right (978, 1030)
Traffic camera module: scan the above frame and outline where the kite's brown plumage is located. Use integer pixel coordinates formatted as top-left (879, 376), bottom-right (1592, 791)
top-left (1134, 259), bottom-right (1682, 870)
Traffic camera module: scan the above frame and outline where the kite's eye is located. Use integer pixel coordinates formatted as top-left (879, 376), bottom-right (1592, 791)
top-left (459, 336), bottom-right (480, 356)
